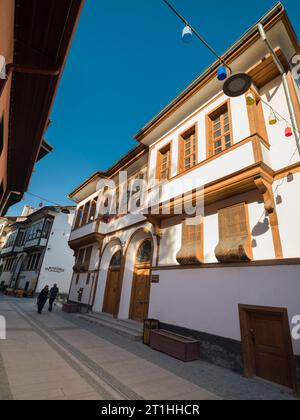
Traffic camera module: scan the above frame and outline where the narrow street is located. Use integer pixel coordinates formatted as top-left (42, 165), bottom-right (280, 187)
top-left (0, 296), bottom-right (296, 401)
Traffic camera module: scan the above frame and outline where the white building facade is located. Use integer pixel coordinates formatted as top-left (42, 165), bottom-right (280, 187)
top-left (67, 5), bottom-right (300, 393)
top-left (0, 206), bottom-right (75, 295)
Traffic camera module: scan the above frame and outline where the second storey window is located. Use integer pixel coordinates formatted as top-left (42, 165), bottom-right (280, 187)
top-left (207, 102), bottom-right (232, 157)
top-left (156, 144), bottom-right (171, 182)
top-left (178, 125), bottom-right (197, 173)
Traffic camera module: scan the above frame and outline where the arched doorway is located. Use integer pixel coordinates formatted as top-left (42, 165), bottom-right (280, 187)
top-left (102, 250), bottom-right (122, 316)
top-left (129, 239), bottom-right (153, 322)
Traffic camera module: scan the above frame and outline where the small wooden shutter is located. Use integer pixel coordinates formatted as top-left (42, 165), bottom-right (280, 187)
top-left (215, 203), bottom-right (252, 263)
top-left (176, 218), bottom-right (204, 265)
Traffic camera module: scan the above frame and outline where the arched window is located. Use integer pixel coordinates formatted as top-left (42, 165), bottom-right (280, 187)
top-left (136, 240), bottom-right (152, 265)
top-left (110, 250), bottom-right (122, 268)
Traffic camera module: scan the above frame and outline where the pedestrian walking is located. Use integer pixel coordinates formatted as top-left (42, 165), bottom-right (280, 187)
top-left (49, 284), bottom-right (59, 312)
top-left (37, 286), bottom-right (49, 314)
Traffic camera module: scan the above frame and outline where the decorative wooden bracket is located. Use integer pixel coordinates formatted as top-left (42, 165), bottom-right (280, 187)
top-left (254, 176), bottom-right (283, 258)
top-left (254, 177), bottom-right (275, 216)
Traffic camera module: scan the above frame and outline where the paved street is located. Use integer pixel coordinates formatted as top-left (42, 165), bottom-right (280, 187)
top-left (0, 296), bottom-right (296, 401)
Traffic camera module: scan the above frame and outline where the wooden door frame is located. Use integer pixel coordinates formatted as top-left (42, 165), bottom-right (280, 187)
top-left (129, 262), bottom-right (152, 322)
top-left (239, 304), bottom-right (299, 395)
top-left (102, 267), bottom-right (120, 315)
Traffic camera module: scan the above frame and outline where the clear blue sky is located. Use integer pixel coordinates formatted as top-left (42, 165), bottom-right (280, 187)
top-left (8, 0), bottom-right (300, 215)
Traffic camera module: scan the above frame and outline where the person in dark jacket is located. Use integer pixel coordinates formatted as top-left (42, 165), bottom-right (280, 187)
top-left (48, 284), bottom-right (59, 312)
top-left (37, 286), bottom-right (49, 314)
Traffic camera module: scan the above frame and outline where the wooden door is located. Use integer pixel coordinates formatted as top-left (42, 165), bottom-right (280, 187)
top-left (103, 269), bottom-right (120, 316)
top-left (239, 305), bottom-right (298, 393)
top-left (130, 266), bottom-right (151, 322)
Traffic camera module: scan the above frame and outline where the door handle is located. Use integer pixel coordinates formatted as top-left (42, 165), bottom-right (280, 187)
top-left (250, 329), bottom-right (256, 342)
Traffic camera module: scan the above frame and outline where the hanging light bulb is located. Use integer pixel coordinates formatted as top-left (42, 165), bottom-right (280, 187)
top-left (217, 66), bottom-right (227, 81)
top-left (182, 25), bottom-right (193, 44)
top-left (268, 109), bottom-right (277, 125)
top-left (285, 127), bottom-right (293, 138)
top-left (246, 92), bottom-right (256, 106)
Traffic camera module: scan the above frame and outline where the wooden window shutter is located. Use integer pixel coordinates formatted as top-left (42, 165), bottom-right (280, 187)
top-left (215, 203), bottom-right (252, 263)
top-left (176, 218), bottom-right (204, 265)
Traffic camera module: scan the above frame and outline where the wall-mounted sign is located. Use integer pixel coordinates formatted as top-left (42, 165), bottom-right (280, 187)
top-left (151, 275), bottom-right (160, 284)
top-left (45, 267), bottom-right (65, 274)
top-left (290, 54), bottom-right (300, 89)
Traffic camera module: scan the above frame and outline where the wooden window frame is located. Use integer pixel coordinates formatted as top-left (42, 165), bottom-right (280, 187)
top-left (74, 206), bottom-right (83, 229)
top-left (88, 199), bottom-right (97, 223)
top-left (156, 142), bottom-right (172, 182)
top-left (81, 202), bottom-right (90, 227)
top-left (178, 123), bottom-right (198, 175)
top-left (206, 100), bottom-right (233, 158)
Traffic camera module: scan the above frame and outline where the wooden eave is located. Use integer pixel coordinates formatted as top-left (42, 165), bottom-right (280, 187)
top-left (6, 0), bottom-right (84, 206)
top-left (134, 3), bottom-right (297, 142)
top-left (68, 232), bottom-right (104, 250)
top-left (147, 162), bottom-right (274, 222)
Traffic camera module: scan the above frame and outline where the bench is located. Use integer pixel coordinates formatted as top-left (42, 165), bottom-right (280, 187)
top-left (150, 329), bottom-right (200, 362)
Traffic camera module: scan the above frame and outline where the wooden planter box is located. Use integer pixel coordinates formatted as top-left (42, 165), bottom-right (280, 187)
top-left (150, 330), bottom-right (200, 362)
top-left (62, 303), bottom-right (79, 314)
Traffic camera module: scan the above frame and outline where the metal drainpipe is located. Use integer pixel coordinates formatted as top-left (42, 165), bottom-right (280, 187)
top-left (258, 23), bottom-right (300, 158)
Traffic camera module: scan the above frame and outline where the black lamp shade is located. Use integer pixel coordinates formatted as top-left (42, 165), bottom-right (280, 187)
top-left (223, 73), bottom-right (252, 97)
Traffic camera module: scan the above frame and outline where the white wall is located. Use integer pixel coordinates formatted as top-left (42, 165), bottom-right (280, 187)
top-left (261, 76), bottom-right (300, 170)
top-left (274, 171), bottom-right (300, 258)
top-left (37, 212), bottom-right (75, 294)
top-left (148, 93), bottom-right (252, 185)
top-left (149, 264), bottom-right (300, 355)
top-left (68, 242), bottom-right (100, 305)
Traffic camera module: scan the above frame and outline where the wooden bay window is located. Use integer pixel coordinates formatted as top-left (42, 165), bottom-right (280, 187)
top-left (215, 202), bottom-right (252, 263)
top-left (176, 218), bottom-right (204, 265)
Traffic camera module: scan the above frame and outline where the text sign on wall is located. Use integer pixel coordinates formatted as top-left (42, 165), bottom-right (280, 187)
top-left (45, 267), bottom-right (65, 273)
top-left (151, 275), bottom-right (160, 284)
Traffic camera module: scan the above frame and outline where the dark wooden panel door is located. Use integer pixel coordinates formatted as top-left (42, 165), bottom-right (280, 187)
top-left (103, 269), bottom-right (120, 316)
top-left (130, 267), bottom-right (151, 322)
top-left (249, 312), bottom-right (293, 388)
top-left (239, 305), bottom-right (298, 393)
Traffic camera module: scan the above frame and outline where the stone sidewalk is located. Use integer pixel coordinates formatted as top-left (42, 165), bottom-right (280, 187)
top-left (0, 297), bottom-right (296, 400)
top-left (0, 298), bottom-right (219, 400)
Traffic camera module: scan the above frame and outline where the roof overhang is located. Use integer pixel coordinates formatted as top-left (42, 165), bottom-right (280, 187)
top-left (134, 2), bottom-right (299, 146)
top-left (2, 0), bottom-right (84, 215)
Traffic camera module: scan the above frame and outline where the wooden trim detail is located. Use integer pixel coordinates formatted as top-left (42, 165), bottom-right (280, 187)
top-left (287, 71), bottom-right (300, 130)
top-left (254, 177), bottom-right (283, 259)
top-left (239, 304), bottom-right (299, 396)
top-left (246, 89), bottom-right (269, 150)
top-left (68, 232), bottom-right (104, 251)
top-left (151, 257), bottom-right (300, 270)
